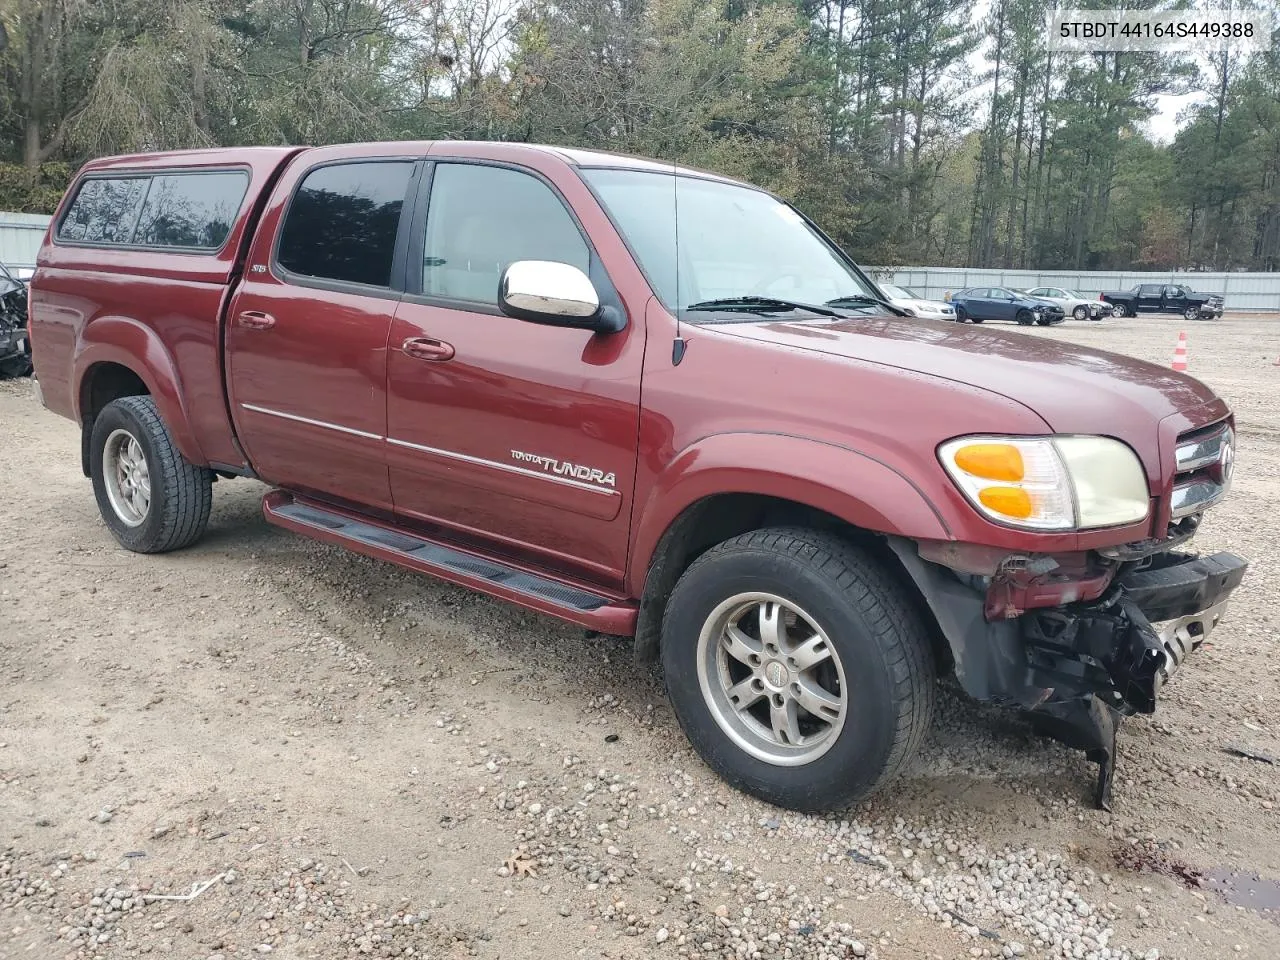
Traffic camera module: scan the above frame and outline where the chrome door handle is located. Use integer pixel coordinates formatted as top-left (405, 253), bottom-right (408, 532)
top-left (238, 311), bottom-right (277, 330)
top-left (402, 337), bottom-right (455, 361)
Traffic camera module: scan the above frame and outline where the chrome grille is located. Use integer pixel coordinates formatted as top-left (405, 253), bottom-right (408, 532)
top-left (1170, 422), bottom-right (1234, 519)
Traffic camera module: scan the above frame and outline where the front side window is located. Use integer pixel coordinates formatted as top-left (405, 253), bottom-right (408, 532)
top-left (277, 161), bottom-right (414, 287)
top-left (580, 168), bottom-right (880, 315)
top-left (421, 163), bottom-right (589, 305)
top-left (134, 172), bottom-right (247, 249)
top-left (58, 178), bottom-right (149, 244)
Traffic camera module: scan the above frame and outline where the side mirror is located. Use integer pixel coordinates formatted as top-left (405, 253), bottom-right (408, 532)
top-left (498, 260), bottom-right (620, 333)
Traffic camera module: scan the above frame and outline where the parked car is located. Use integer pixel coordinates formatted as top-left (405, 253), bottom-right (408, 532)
top-left (876, 282), bottom-right (955, 320)
top-left (1019, 286), bottom-right (1112, 321)
top-left (1101, 283), bottom-right (1224, 320)
top-left (29, 142), bottom-right (1246, 812)
top-left (0, 261), bottom-right (31, 379)
top-left (950, 287), bottom-right (1066, 325)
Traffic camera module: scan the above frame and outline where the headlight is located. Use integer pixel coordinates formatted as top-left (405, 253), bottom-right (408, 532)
top-left (938, 436), bottom-right (1149, 531)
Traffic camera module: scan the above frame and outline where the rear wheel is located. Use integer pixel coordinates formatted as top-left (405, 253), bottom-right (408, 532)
top-left (90, 396), bottom-right (213, 553)
top-left (661, 528), bottom-right (936, 812)
top-left (955, 305), bottom-right (969, 323)
top-left (1016, 309), bottom-right (1034, 326)
top-left (1112, 302), bottom-right (1130, 318)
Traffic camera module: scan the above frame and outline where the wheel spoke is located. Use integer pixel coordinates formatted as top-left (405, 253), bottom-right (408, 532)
top-left (769, 696), bottom-right (802, 745)
top-left (788, 633), bottom-right (831, 671)
top-left (721, 624), bottom-right (763, 666)
top-left (757, 601), bottom-right (786, 652)
top-left (792, 677), bottom-right (842, 722)
top-left (725, 676), bottom-right (766, 712)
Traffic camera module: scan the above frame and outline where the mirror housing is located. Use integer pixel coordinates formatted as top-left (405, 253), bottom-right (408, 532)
top-left (498, 260), bottom-right (620, 333)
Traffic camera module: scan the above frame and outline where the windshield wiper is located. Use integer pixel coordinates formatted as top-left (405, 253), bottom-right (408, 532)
top-left (825, 293), bottom-right (904, 314)
top-left (684, 296), bottom-right (842, 318)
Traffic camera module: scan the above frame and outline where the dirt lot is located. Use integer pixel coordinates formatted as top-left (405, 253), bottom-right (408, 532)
top-left (2, 313), bottom-right (1278, 960)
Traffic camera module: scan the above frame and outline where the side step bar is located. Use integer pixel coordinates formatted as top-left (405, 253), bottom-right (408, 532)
top-left (262, 491), bottom-right (637, 635)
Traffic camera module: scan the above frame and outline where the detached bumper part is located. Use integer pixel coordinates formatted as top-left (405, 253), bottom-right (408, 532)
top-left (889, 538), bottom-right (1248, 809)
top-left (1027, 551), bottom-right (1245, 807)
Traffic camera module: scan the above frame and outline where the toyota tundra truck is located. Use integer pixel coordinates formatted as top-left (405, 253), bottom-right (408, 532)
top-left (28, 142), bottom-right (1247, 812)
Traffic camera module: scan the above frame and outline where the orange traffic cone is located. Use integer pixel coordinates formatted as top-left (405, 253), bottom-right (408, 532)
top-left (1172, 332), bottom-right (1189, 372)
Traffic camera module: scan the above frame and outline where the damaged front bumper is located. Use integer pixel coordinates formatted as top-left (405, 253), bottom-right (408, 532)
top-left (890, 538), bottom-right (1248, 809)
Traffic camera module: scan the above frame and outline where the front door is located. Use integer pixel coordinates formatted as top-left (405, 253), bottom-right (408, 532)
top-left (385, 161), bottom-right (645, 583)
top-left (1136, 284), bottom-right (1164, 313)
top-left (226, 158), bottom-right (416, 510)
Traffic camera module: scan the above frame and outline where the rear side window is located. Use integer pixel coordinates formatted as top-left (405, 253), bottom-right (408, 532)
top-left (133, 173), bottom-right (247, 249)
top-left (58, 171), bottom-right (249, 250)
top-left (276, 161), bottom-right (414, 288)
top-left (58, 178), bottom-right (149, 244)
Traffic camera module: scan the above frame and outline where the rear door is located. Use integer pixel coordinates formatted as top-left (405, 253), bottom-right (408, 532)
top-left (384, 158), bottom-right (645, 583)
top-left (226, 154), bottom-right (418, 509)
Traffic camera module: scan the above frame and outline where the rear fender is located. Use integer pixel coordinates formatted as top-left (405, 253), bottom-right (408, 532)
top-left (628, 432), bottom-right (951, 594)
top-left (74, 316), bottom-right (204, 465)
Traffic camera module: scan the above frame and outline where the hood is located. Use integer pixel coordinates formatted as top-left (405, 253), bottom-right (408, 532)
top-left (709, 315), bottom-right (1225, 475)
top-left (896, 297), bottom-right (952, 313)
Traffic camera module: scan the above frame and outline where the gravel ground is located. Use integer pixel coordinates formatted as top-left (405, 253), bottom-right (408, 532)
top-left (1, 312), bottom-right (1278, 960)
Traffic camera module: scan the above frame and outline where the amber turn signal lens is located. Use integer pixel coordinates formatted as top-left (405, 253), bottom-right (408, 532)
top-left (977, 486), bottom-right (1034, 519)
top-left (953, 443), bottom-right (1025, 482)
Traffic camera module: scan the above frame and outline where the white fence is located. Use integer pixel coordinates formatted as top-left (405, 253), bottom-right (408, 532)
top-left (0, 213), bottom-right (52, 270)
top-left (866, 266), bottom-right (1280, 312)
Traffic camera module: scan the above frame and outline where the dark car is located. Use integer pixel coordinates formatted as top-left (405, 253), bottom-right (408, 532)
top-left (0, 261), bottom-right (31, 378)
top-left (1101, 283), bottom-right (1224, 320)
top-left (950, 287), bottom-right (1066, 326)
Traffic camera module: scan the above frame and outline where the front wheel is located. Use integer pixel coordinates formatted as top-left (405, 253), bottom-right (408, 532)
top-left (1016, 309), bottom-right (1034, 326)
top-left (1185, 306), bottom-right (1203, 321)
top-left (90, 396), bottom-right (213, 553)
top-left (661, 528), bottom-right (936, 812)
top-left (1073, 306), bottom-right (1088, 321)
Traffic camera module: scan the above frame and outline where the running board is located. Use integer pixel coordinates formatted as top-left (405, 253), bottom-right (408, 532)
top-left (262, 491), bottom-right (637, 635)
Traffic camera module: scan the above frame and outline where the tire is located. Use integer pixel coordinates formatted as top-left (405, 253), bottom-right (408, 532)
top-left (660, 527), bottom-right (936, 812)
top-left (955, 305), bottom-right (969, 323)
top-left (1072, 306), bottom-right (1088, 321)
top-left (1185, 306), bottom-right (1203, 321)
top-left (90, 396), bottom-right (213, 553)
top-left (1015, 309), bottom-right (1034, 326)
top-left (1111, 302), bottom-right (1130, 318)
top-left (969, 315), bottom-right (984, 323)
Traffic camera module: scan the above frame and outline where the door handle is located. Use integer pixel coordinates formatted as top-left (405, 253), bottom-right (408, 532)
top-left (402, 337), bottom-right (455, 361)
top-left (237, 310), bottom-right (277, 330)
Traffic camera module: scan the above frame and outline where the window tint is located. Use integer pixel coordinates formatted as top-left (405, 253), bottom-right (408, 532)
top-left (58, 178), bottom-right (149, 244)
top-left (422, 163), bottom-right (588, 304)
top-left (133, 172), bottom-right (247, 249)
top-left (277, 161), bottom-right (414, 287)
top-left (1140, 284), bottom-right (1162, 295)
top-left (1165, 285), bottom-right (1182, 297)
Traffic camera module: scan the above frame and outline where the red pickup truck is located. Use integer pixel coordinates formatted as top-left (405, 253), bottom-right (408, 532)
top-left (29, 141), bottom-right (1246, 811)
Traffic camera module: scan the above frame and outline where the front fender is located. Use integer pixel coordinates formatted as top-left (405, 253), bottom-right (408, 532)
top-left (74, 316), bottom-right (205, 464)
top-left (628, 432), bottom-right (951, 592)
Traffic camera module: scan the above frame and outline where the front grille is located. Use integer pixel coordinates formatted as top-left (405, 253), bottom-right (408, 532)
top-left (1170, 422), bottom-right (1234, 519)
top-left (1208, 295), bottom-right (1225, 309)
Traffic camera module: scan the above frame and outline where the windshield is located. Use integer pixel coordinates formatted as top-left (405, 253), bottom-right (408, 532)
top-left (880, 283), bottom-right (919, 300)
top-left (580, 168), bottom-right (881, 315)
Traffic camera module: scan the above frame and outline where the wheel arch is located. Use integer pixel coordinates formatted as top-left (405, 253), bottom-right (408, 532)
top-left (74, 317), bottom-right (204, 475)
top-left (628, 433), bottom-right (953, 665)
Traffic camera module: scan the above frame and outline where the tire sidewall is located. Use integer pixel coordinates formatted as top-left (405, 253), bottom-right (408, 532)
top-left (661, 548), bottom-right (904, 811)
top-left (90, 400), bottom-right (168, 551)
